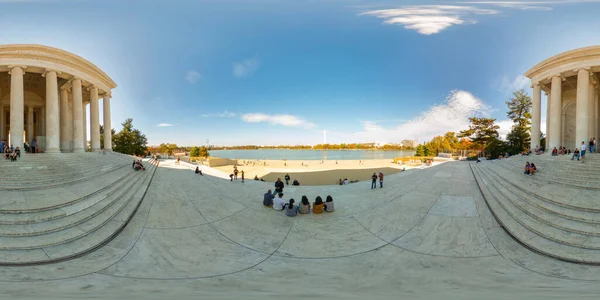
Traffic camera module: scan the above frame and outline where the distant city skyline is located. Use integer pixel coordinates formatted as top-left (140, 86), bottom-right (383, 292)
top-left (3, 0), bottom-right (600, 145)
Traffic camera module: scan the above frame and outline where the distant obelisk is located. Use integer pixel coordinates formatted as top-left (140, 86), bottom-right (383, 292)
top-left (324, 130), bottom-right (327, 144)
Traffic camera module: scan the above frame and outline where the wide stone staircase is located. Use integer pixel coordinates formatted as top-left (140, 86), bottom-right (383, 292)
top-left (471, 153), bottom-right (600, 263)
top-left (0, 152), bottom-right (158, 265)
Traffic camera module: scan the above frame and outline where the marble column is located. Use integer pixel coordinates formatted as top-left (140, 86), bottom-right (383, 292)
top-left (531, 84), bottom-right (542, 150)
top-left (40, 107), bottom-right (45, 137)
top-left (545, 91), bottom-right (550, 150)
top-left (589, 81), bottom-right (598, 141)
top-left (89, 86), bottom-right (100, 152)
top-left (83, 102), bottom-right (88, 150)
top-left (71, 78), bottom-right (84, 153)
top-left (60, 87), bottom-right (70, 152)
top-left (103, 92), bottom-right (112, 151)
top-left (576, 69), bottom-right (590, 150)
top-left (549, 76), bottom-right (562, 151)
top-left (9, 65), bottom-right (25, 149)
top-left (44, 69), bottom-right (60, 153)
top-left (27, 105), bottom-right (34, 145)
top-left (0, 89), bottom-right (4, 140)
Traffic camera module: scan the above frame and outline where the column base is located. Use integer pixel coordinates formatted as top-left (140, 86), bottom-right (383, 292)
top-left (45, 148), bottom-right (61, 153)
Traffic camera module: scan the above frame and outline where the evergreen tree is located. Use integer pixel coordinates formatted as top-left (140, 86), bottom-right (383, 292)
top-left (415, 144), bottom-right (426, 156)
top-left (112, 118), bottom-right (148, 156)
top-left (199, 146), bottom-right (209, 157)
top-left (505, 89), bottom-right (532, 153)
top-left (459, 117), bottom-right (503, 157)
top-left (190, 146), bottom-right (200, 157)
top-left (99, 125), bottom-right (116, 150)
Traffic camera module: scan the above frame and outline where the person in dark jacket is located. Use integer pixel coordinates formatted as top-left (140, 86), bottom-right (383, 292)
top-left (284, 174), bottom-right (291, 185)
top-left (263, 189), bottom-right (275, 207)
top-left (274, 178), bottom-right (284, 193)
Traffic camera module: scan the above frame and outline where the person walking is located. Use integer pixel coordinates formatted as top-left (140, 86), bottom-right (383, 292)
top-left (371, 173), bottom-right (377, 189)
top-left (284, 173), bottom-right (290, 185)
top-left (30, 137), bottom-right (37, 154)
top-left (378, 171), bottom-right (384, 188)
top-left (241, 170), bottom-right (245, 183)
top-left (581, 141), bottom-right (587, 163)
top-left (233, 166), bottom-right (238, 180)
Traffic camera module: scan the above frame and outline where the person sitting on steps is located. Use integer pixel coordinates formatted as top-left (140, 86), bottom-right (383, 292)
top-left (571, 148), bottom-right (580, 161)
top-left (195, 166), bottom-right (203, 175)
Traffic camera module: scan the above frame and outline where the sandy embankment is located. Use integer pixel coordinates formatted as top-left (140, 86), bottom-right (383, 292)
top-left (212, 158), bottom-right (426, 186)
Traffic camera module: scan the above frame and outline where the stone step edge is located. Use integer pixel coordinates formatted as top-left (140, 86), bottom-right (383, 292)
top-left (0, 163), bottom-right (131, 192)
top-left (0, 167), bottom-right (138, 215)
top-left (485, 161), bottom-right (600, 212)
top-left (0, 160), bottom-right (159, 266)
top-left (0, 161), bottom-right (157, 251)
top-left (0, 168), bottom-right (150, 236)
top-left (475, 164), bottom-right (600, 237)
top-left (469, 163), bottom-right (600, 264)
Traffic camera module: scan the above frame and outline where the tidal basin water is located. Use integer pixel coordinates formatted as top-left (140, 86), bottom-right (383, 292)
top-left (210, 149), bottom-right (415, 160)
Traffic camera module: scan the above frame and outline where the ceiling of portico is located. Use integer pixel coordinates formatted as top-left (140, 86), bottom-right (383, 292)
top-left (0, 71), bottom-right (91, 103)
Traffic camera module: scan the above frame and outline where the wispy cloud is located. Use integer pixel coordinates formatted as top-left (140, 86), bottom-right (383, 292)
top-left (361, 5), bottom-right (499, 35)
top-left (494, 74), bottom-right (530, 93)
top-left (233, 59), bottom-right (259, 78)
top-left (185, 70), bottom-right (202, 84)
top-left (353, 90), bottom-right (491, 143)
top-left (241, 113), bottom-right (316, 129)
top-left (201, 111), bottom-right (237, 118)
top-left (465, 1), bottom-right (600, 10)
top-left (362, 1), bottom-right (600, 35)
top-left (157, 123), bottom-right (174, 127)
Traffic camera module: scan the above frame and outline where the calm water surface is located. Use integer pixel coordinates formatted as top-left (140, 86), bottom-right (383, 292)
top-left (210, 149), bottom-right (415, 160)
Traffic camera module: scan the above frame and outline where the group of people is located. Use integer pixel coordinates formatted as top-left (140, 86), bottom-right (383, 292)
top-left (371, 172), bottom-right (384, 189)
top-left (284, 174), bottom-right (300, 186)
top-left (132, 160), bottom-right (146, 171)
top-left (263, 190), bottom-right (334, 216)
top-left (230, 165), bottom-right (245, 182)
top-left (524, 162), bottom-right (537, 175)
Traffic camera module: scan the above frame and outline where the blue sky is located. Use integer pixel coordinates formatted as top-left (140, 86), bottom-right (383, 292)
top-left (2, 0), bottom-right (600, 146)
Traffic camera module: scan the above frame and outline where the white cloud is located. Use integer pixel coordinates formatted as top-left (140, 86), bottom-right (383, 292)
top-left (360, 5), bottom-right (499, 35)
top-left (241, 113), bottom-right (315, 129)
top-left (495, 74), bottom-right (530, 93)
top-left (496, 119), bottom-right (514, 140)
top-left (157, 123), bottom-right (174, 127)
top-left (465, 1), bottom-right (600, 10)
top-left (233, 59), bottom-right (259, 78)
top-left (185, 70), bottom-right (202, 84)
top-left (354, 90), bottom-right (491, 143)
top-left (201, 111), bottom-right (237, 118)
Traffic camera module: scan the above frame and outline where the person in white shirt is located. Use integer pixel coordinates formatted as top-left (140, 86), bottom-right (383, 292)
top-left (581, 141), bottom-right (587, 163)
top-left (273, 192), bottom-right (286, 211)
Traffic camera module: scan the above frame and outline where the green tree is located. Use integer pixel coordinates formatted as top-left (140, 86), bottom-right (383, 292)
top-left (99, 125), bottom-right (116, 150)
top-left (505, 89), bottom-right (532, 153)
top-left (199, 146), bottom-right (209, 157)
top-left (415, 144), bottom-right (426, 156)
top-left (112, 118), bottom-right (148, 156)
top-left (158, 143), bottom-right (179, 156)
top-left (190, 146), bottom-right (200, 157)
top-left (459, 117), bottom-right (502, 157)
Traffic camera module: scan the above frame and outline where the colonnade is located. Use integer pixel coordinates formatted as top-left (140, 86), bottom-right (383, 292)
top-left (0, 66), bottom-right (112, 153)
top-left (530, 68), bottom-right (599, 151)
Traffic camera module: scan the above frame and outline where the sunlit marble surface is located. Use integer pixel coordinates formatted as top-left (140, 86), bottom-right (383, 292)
top-left (3, 160), bottom-right (600, 299)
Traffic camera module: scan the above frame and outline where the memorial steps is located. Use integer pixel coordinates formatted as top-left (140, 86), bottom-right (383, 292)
top-left (0, 153), bottom-right (158, 265)
top-left (471, 154), bottom-right (600, 263)
top-left (0, 153), bottom-right (132, 190)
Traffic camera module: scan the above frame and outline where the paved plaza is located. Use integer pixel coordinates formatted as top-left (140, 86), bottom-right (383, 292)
top-left (2, 159), bottom-right (600, 299)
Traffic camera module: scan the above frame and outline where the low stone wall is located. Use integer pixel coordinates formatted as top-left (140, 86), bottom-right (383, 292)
top-left (208, 158), bottom-right (238, 167)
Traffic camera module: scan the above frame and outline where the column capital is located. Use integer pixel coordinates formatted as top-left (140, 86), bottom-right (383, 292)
top-left (7, 65), bottom-right (27, 74)
top-left (42, 69), bottom-right (61, 77)
top-left (86, 85), bottom-right (98, 92)
top-left (573, 67), bottom-right (591, 72)
top-left (103, 91), bottom-right (112, 98)
top-left (548, 74), bottom-right (566, 81)
top-left (531, 82), bottom-right (541, 88)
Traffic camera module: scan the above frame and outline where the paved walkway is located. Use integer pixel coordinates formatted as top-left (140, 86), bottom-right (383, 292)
top-left (2, 160), bottom-right (600, 299)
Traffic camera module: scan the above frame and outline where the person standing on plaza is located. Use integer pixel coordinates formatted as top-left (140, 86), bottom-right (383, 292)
top-left (284, 173), bottom-right (290, 185)
top-left (378, 171), bottom-right (384, 188)
top-left (274, 178), bottom-right (284, 194)
top-left (241, 170), bottom-right (245, 183)
top-left (30, 137), bottom-right (37, 154)
top-left (581, 141), bottom-right (587, 163)
top-left (233, 166), bottom-right (238, 180)
top-left (371, 172), bottom-right (377, 189)
top-left (589, 138), bottom-right (594, 154)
